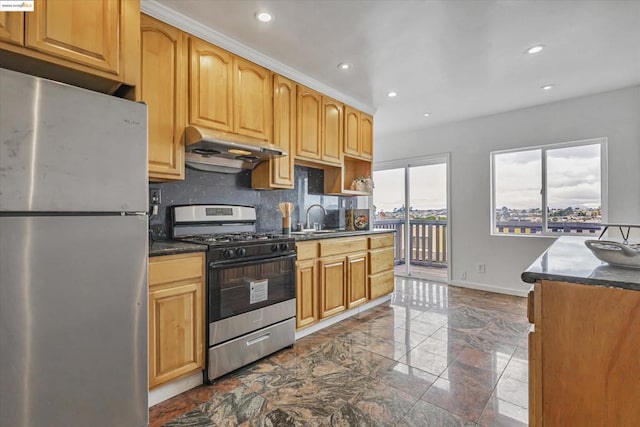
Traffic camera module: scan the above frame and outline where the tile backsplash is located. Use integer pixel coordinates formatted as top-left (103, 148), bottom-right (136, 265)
top-left (149, 165), bottom-right (362, 239)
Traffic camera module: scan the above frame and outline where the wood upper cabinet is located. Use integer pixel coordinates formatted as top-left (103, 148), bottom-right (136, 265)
top-left (344, 106), bottom-right (360, 157)
top-left (188, 37), bottom-right (272, 143)
top-left (0, 12), bottom-right (23, 46)
top-left (0, 0), bottom-right (139, 92)
top-left (189, 37), bottom-right (233, 132)
top-left (149, 253), bottom-right (205, 389)
top-left (321, 96), bottom-right (343, 164)
top-left (344, 105), bottom-right (373, 160)
top-left (252, 74), bottom-right (295, 189)
top-left (347, 252), bottom-right (368, 308)
top-left (234, 57), bottom-right (272, 141)
top-left (141, 14), bottom-right (186, 182)
top-left (360, 113), bottom-right (373, 159)
top-left (319, 255), bottom-right (347, 318)
top-left (296, 85), bottom-right (322, 161)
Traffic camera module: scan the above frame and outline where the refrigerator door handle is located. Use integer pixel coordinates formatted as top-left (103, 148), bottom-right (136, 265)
top-left (124, 212), bottom-right (148, 216)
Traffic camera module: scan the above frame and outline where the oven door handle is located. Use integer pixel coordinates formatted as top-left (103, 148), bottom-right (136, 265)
top-left (209, 252), bottom-right (297, 269)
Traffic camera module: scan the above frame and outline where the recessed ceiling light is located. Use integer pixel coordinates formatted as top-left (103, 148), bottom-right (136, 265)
top-left (541, 84), bottom-right (555, 91)
top-left (423, 112), bottom-right (431, 117)
top-left (337, 63), bottom-right (351, 70)
top-left (255, 12), bottom-right (273, 22)
top-left (526, 44), bottom-right (545, 54)
top-left (387, 91), bottom-right (397, 97)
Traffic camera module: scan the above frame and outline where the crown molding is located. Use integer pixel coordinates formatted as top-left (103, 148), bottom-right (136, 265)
top-left (141, 0), bottom-right (376, 115)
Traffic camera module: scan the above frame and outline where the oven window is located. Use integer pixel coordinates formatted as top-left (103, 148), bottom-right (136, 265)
top-left (209, 256), bottom-right (295, 320)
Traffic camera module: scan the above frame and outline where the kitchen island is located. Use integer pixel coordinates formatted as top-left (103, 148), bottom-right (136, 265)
top-left (521, 236), bottom-right (640, 427)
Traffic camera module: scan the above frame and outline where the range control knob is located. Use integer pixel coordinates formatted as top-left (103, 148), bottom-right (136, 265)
top-left (271, 244), bottom-right (279, 253)
top-left (222, 248), bottom-right (234, 259)
top-left (235, 247), bottom-right (246, 257)
top-left (279, 243), bottom-right (289, 252)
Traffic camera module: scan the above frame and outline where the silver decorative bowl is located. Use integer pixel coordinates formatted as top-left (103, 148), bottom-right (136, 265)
top-left (585, 240), bottom-right (640, 269)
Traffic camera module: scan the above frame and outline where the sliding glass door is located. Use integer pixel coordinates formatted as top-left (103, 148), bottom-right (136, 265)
top-left (373, 154), bottom-right (450, 282)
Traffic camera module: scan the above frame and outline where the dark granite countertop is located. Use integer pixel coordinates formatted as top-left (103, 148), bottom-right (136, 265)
top-left (521, 236), bottom-right (640, 291)
top-left (292, 228), bottom-right (395, 241)
top-left (149, 240), bottom-right (208, 257)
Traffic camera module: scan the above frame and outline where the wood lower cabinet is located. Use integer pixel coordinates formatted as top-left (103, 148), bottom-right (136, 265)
top-left (148, 252), bottom-right (205, 389)
top-left (294, 235), bottom-right (391, 330)
top-left (0, 0), bottom-right (140, 93)
top-left (368, 233), bottom-right (395, 299)
top-left (319, 255), bottom-right (347, 318)
top-left (346, 252), bottom-right (368, 308)
top-left (528, 280), bottom-right (640, 426)
top-left (295, 244), bottom-right (318, 329)
top-left (141, 14), bottom-right (186, 181)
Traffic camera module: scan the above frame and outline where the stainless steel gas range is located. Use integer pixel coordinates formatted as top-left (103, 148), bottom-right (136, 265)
top-left (172, 205), bottom-right (296, 381)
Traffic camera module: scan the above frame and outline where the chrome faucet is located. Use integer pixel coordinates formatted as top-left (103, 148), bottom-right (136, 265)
top-left (305, 204), bottom-right (327, 230)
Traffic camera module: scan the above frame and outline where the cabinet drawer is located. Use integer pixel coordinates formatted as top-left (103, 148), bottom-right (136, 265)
top-left (319, 237), bottom-right (367, 257)
top-left (369, 233), bottom-right (394, 249)
top-left (369, 247), bottom-right (394, 274)
top-left (296, 241), bottom-right (318, 260)
top-left (369, 270), bottom-right (394, 300)
top-left (149, 253), bottom-right (204, 287)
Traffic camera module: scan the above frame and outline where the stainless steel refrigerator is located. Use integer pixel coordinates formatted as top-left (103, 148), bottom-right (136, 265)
top-left (0, 68), bottom-right (148, 426)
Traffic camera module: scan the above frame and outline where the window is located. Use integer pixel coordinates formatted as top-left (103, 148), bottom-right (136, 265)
top-left (491, 138), bottom-right (606, 236)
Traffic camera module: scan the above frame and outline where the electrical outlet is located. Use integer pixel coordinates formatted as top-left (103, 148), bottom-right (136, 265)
top-left (150, 188), bottom-right (161, 205)
top-left (476, 263), bottom-right (486, 273)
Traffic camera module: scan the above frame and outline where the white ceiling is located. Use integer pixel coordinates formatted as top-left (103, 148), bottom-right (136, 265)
top-left (151, 0), bottom-right (640, 137)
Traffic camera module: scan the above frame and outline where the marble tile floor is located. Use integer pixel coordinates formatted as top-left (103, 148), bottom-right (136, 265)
top-left (150, 277), bottom-right (530, 426)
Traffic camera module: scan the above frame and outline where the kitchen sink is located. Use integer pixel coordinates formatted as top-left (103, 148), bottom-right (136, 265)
top-left (291, 229), bottom-right (340, 235)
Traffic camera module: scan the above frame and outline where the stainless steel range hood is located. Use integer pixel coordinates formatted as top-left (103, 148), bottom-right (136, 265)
top-left (184, 125), bottom-right (286, 173)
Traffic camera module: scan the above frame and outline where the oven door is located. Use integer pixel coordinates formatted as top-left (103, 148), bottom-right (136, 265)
top-left (208, 253), bottom-right (296, 322)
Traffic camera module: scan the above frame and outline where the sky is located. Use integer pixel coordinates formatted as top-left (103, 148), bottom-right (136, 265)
top-left (372, 143), bottom-right (601, 213)
top-left (494, 143), bottom-right (601, 210)
top-left (373, 163), bottom-right (446, 212)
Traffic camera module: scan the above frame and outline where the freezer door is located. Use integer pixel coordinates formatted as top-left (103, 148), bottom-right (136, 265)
top-left (0, 67), bottom-right (147, 213)
top-left (0, 216), bottom-right (148, 427)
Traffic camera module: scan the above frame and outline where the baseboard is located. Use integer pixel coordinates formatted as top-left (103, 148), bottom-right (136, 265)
top-left (148, 371), bottom-right (203, 407)
top-left (449, 279), bottom-right (529, 297)
top-left (295, 294), bottom-right (392, 339)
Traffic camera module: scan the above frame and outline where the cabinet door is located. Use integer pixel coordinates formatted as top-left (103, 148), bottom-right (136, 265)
top-left (148, 280), bottom-right (203, 388)
top-left (360, 113), bottom-right (373, 160)
top-left (141, 15), bottom-right (186, 181)
top-left (296, 85), bottom-right (322, 160)
top-left (321, 96), bottom-right (343, 164)
top-left (319, 256), bottom-right (347, 318)
top-left (25, 0), bottom-right (121, 75)
top-left (0, 12), bottom-right (23, 46)
top-left (344, 106), bottom-right (360, 157)
top-left (234, 57), bottom-right (272, 141)
top-left (189, 37), bottom-right (233, 132)
top-left (272, 74), bottom-right (295, 187)
top-left (296, 259), bottom-right (318, 329)
top-left (347, 252), bottom-right (368, 308)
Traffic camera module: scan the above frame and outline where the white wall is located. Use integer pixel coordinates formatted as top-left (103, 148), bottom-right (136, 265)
top-left (375, 86), bottom-right (640, 296)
